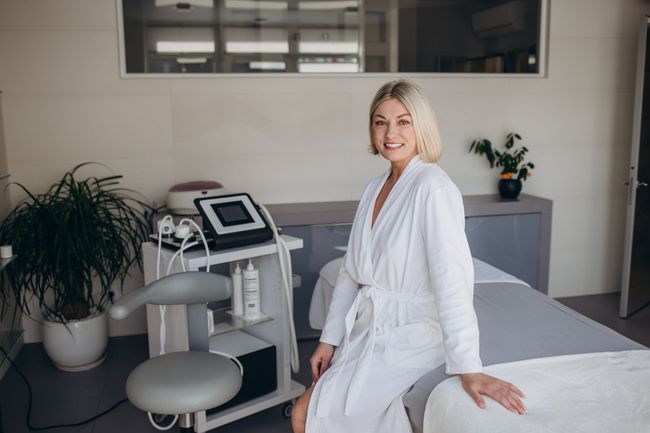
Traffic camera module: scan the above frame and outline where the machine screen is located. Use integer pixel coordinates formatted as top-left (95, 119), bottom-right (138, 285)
top-left (211, 202), bottom-right (254, 227)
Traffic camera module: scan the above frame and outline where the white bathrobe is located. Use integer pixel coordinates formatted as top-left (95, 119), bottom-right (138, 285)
top-left (306, 155), bottom-right (483, 433)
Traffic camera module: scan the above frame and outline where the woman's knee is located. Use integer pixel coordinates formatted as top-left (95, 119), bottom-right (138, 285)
top-left (291, 385), bottom-right (314, 433)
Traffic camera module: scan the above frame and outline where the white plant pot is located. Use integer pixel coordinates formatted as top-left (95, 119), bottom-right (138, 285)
top-left (42, 310), bottom-right (109, 372)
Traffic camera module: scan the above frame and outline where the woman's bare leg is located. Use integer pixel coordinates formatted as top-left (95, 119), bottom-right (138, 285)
top-left (291, 384), bottom-right (315, 433)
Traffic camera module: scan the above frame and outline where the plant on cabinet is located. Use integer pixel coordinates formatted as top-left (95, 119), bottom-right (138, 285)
top-left (469, 132), bottom-right (535, 200)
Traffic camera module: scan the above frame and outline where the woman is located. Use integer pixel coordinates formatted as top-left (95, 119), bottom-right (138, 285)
top-left (291, 80), bottom-right (526, 433)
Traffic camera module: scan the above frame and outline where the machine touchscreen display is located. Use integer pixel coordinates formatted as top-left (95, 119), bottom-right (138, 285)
top-left (211, 202), bottom-right (254, 227)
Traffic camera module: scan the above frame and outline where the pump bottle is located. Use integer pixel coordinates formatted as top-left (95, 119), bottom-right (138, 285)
top-left (243, 259), bottom-right (261, 318)
top-left (231, 262), bottom-right (244, 316)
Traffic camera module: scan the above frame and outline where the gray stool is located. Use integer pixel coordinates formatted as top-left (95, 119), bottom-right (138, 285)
top-left (110, 272), bottom-right (242, 432)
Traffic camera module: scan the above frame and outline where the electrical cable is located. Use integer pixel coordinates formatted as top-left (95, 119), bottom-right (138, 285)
top-left (158, 234), bottom-right (204, 355)
top-left (157, 232), bottom-right (205, 355)
top-left (178, 218), bottom-right (211, 274)
top-left (165, 239), bottom-right (197, 276)
top-left (156, 215), bottom-right (174, 280)
top-left (156, 215), bottom-right (174, 356)
top-left (0, 344), bottom-right (128, 431)
top-left (150, 218), bottom-right (211, 430)
top-left (259, 204), bottom-right (300, 373)
top-left (147, 412), bottom-right (178, 431)
top-left (209, 350), bottom-right (244, 376)
top-left (159, 304), bottom-right (167, 357)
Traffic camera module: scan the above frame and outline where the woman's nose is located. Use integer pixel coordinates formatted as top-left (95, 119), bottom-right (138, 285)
top-left (386, 123), bottom-right (398, 138)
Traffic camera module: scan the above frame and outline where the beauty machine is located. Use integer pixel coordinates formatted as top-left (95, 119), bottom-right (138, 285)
top-left (151, 193), bottom-right (274, 252)
top-left (194, 193), bottom-right (274, 251)
top-left (147, 193), bottom-right (300, 431)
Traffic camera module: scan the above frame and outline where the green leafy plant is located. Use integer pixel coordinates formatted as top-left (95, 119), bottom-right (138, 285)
top-left (0, 163), bottom-right (150, 322)
top-left (469, 132), bottom-right (535, 181)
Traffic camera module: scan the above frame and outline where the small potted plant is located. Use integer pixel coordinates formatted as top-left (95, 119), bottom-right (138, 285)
top-left (0, 163), bottom-right (150, 371)
top-left (469, 132), bottom-right (535, 200)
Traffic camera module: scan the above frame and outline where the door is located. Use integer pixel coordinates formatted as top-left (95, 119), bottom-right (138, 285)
top-left (621, 15), bottom-right (650, 318)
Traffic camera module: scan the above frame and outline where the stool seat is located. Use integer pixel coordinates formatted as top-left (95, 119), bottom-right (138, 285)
top-left (126, 351), bottom-right (242, 415)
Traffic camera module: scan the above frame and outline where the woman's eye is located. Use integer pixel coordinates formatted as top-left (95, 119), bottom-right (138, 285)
top-left (399, 120), bottom-right (410, 126)
top-left (374, 120), bottom-right (385, 126)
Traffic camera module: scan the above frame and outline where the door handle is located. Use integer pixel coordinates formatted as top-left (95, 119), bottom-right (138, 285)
top-left (624, 180), bottom-right (648, 187)
top-left (627, 177), bottom-right (633, 205)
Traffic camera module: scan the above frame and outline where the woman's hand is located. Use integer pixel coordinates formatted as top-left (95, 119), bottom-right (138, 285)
top-left (310, 342), bottom-right (335, 382)
top-left (460, 372), bottom-right (526, 415)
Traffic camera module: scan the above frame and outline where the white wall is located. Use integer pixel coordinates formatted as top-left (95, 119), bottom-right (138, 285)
top-left (0, 0), bottom-right (644, 342)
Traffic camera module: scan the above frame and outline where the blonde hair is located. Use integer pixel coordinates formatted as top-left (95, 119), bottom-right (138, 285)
top-left (368, 80), bottom-right (443, 163)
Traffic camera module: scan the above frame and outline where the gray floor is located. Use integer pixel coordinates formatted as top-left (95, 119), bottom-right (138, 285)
top-left (558, 293), bottom-right (650, 348)
top-left (0, 294), bottom-right (648, 433)
top-left (0, 336), bottom-right (317, 433)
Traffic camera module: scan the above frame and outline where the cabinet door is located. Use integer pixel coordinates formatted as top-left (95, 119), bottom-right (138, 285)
top-left (281, 224), bottom-right (352, 339)
top-left (466, 214), bottom-right (541, 292)
top-left (621, 15), bottom-right (650, 318)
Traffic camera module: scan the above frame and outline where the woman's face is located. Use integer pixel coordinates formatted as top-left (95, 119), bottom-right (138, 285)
top-left (371, 98), bottom-right (418, 166)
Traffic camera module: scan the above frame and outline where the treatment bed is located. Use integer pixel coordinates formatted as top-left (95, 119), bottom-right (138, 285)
top-left (308, 258), bottom-right (647, 433)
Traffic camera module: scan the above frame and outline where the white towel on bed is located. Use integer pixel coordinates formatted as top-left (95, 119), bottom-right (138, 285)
top-left (423, 350), bottom-right (650, 433)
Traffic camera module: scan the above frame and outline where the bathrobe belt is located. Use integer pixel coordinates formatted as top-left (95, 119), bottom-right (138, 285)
top-left (316, 285), bottom-right (436, 418)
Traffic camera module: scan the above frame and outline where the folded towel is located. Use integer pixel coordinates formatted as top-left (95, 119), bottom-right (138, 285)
top-left (424, 350), bottom-right (650, 433)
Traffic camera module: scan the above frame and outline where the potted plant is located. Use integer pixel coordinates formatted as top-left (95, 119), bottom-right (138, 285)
top-left (469, 132), bottom-right (535, 199)
top-left (0, 163), bottom-right (150, 371)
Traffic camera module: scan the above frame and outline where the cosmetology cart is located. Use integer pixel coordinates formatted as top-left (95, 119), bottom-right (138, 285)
top-left (142, 235), bottom-right (305, 432)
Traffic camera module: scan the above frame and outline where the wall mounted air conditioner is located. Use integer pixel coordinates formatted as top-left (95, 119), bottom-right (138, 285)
top-left (472, 0), bottom-right (527, 38)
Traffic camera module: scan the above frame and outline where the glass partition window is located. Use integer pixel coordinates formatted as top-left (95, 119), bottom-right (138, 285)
top-left (119, 0), bottom-right (546, 74)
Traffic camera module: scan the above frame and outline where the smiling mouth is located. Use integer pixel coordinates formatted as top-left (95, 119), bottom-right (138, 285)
top-left (385, 143), bottom-right (404, 149)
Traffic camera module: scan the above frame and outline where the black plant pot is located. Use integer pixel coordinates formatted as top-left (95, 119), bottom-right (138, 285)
top-left (498, 179), bottom-right (522, 200)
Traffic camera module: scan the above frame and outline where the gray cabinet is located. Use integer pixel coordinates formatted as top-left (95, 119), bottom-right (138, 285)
top-left (463, 194), bottom-right (552, 294)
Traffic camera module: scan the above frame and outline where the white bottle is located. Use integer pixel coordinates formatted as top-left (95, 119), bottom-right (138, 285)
top-left (243, 259), bottom-right (261, 318)
top-left (231, 262), bottom-right (244, 316)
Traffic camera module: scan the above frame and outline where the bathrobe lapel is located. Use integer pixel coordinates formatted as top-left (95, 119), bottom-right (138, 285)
top-left (354, 170), bottom-right (389, 286)
top-left (355, 155), bottom-right (422, 285)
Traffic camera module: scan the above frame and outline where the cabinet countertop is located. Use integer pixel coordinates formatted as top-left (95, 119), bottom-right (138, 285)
top-left (265, 193), bottom-right (552, 227)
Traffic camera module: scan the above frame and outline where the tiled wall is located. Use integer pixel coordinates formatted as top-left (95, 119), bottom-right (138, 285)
top-left (0, 0), bottom-right (644, 341)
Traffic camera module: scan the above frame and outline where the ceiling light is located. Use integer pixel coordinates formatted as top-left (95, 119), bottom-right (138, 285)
top-left (225, 0), bottom-right (288, 10)
top-left (177, 57), bottom-right (208, 64)
top-left (298, 62), bottom-right (358, 73)
top-left (297, 1), bottom-right (358, 10)
top-left (157, 41), bottom-right (215, 53)
top-left (298, 41), bottom-right (358, 54)
top-left (154, 0), bottom-right (213, 7)
top-left (225, 41), bottom-right (289, 53)
top-left (249, 61), bottom-right (286, 70)
top-left (224, 28), bottom-right (289, 53)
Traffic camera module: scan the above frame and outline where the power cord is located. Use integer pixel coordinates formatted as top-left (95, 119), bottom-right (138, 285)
top-left (149, 216), bottom-right (211, 430)
top-left (259, 204), bottom-right (300, 374)
top-left (0, 344), bottom-right (128, 431)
